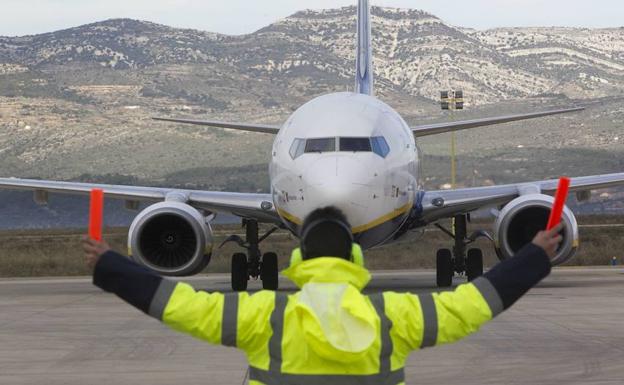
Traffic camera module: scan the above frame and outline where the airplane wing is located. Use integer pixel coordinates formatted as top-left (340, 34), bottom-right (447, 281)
top-left (0, 178), bottom-right (280, 224)
top-left (411, 107), bottom-right (584, 137)
top-left (152, 117), bottom-right (280, 134)
top-left (420, 173), bottom-right (624, 223)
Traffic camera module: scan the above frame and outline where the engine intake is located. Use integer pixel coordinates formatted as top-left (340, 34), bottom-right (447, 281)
top-left (494, 194), bottom-right (579, 265)
top-left (128, 201), bottom-right (213, 276)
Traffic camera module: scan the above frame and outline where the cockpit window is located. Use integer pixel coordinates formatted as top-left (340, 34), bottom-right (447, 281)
top-left (289, 136), bottom-right (390, 159)
top-left (305, 138), bottom-right (336, 153)
top-left (371, 136), bottom-right (390, 158)
top-left (289, 138), bottom-right (306, 159)
top-left (339, 137), bottom-right (372, 152)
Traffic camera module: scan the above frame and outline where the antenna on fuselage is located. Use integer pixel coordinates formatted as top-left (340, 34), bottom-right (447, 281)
top-left (355, 0), bottom-right (374, 96)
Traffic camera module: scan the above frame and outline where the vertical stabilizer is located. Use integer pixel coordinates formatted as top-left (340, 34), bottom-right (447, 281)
top-left (355, 0), bottom-right (373, 95)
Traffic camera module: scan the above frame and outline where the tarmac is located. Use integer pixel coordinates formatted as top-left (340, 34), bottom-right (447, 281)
top-left (1, 267), bottom-right (624, 385)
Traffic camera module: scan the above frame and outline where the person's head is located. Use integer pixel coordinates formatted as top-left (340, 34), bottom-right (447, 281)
top-left (299, 206), bottom-right (353, 261)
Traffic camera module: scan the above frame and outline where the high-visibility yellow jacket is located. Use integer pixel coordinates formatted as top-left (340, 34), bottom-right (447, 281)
top-left (93, 243), bottom-right (551, 385)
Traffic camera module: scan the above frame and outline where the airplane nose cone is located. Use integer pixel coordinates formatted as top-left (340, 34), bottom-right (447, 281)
top-left (303, 156), bottom-right (376, 224)
top-left (303, 156), bottom-right (372, 191)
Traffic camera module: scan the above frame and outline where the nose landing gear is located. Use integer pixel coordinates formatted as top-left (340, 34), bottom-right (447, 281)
top-left (434, 214), bottom-right (492, 287)
top-left (221, 219), bottom-right (280, 291)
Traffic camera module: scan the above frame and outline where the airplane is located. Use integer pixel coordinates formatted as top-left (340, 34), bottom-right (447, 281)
top-left (1, 0), bottom-right (623, 291)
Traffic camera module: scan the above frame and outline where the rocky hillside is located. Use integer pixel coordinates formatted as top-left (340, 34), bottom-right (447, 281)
top-left (1, 8), bottom-right (623, 104)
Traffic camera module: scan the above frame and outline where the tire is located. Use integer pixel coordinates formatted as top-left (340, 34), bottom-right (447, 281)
top-left (466, 248), bottom-right (484, 282)
top-left (436, 249), bottom-right (453, 287)
top-left (261, 252), bottom-right (279, 291)
top-left (231, 253), bottom-right (248, 291)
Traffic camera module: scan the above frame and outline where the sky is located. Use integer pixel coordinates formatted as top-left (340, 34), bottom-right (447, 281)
top-left (1, 0), bottom-right (622, 37)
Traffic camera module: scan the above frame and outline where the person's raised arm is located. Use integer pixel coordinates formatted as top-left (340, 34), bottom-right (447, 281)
top-left (83, 237), bottom-right (273, 349)
top-left (385, 223), bottom-right (563, 354)
top-left (84, 237), bottom-right (225, 344)
top-left (84, 236), bottom-right (166, 316)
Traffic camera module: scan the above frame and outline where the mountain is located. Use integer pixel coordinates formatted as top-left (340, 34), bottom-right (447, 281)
top-left (1, 8), bottom-right (623, 104)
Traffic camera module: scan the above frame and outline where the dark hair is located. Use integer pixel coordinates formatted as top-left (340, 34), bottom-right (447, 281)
top-left (300, 206), bottom-right (353, 260)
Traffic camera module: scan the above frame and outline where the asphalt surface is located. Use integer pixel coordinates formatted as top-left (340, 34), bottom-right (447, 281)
top-left (1, 268), bottom-right (624, 384)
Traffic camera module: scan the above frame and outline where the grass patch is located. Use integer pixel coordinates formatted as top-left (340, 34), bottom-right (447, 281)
top-left (0, 216), bottom-right (622, 277)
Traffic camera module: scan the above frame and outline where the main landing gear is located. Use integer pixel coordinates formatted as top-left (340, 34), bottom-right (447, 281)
top-left (434, 214), bottom-right (492, 287)
top-left (222, 219), bottom-right (280, 291)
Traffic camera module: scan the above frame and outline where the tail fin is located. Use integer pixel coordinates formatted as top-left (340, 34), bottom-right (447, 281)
top-left (355, 0), bottom-right (373, 95)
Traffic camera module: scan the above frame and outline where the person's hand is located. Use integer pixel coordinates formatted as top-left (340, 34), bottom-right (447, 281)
top-left (532, 223), bottom-right (564, 259)
top-left (81, 236), bottom-right (111, 271)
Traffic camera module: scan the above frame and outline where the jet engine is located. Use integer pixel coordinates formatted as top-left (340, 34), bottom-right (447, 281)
top-left (493, 194), bottom-right (579, 265)
top-left (128, 201), bottom-right (213, 276)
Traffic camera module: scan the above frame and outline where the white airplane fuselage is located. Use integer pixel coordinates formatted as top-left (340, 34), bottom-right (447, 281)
top-left (270, 92), bottom-right (422, 248)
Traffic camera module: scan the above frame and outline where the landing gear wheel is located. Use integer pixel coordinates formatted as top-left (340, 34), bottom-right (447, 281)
top-left (436, 248), bottom-right (453, 287)
top-left (231, 252), bottom-right (248, 291)
top-left (466, 248), bottom-right (484, 282)
top-left (261, 252), bottom-right (279, 291)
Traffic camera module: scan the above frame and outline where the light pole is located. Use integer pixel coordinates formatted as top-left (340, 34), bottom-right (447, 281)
top-left (440, 90), bottom-right (464, 237)
top-left (440, 90), bottom-right (464, 189)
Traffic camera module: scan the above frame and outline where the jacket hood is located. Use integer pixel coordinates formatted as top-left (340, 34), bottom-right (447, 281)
top-left (281, 257), bottom-right (371, 290)
top-left (282, 258), bottom-right (376, 362)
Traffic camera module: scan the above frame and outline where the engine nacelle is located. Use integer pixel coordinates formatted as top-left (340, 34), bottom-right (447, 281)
top-left (128, 201), bottom-right (213, 276)
top-left (493, 194), bottom-right (579, 265)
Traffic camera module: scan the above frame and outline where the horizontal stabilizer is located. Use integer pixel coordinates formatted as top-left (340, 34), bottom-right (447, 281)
top-left (153, 117), bottom-right (280, 134)
top-left (411, 107), bottom-right (584, 137)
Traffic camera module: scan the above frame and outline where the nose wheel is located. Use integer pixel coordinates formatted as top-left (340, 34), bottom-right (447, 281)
top-left (222, 220), bottom-right (280, 291)
top-left (435, 215), bottom-right (487, 287)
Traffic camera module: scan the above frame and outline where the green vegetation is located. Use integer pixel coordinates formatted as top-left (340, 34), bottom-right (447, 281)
top-left (1, 216), bottom-right (622, 277)
top-left (0, 72), bottom-right (93, 104)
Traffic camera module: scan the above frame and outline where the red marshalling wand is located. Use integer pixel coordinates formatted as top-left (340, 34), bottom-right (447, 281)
top-left (89, 189), bottom-right (104, 241)
top-left (546, 177), bottom-right (571, 230)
